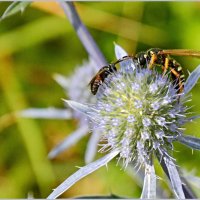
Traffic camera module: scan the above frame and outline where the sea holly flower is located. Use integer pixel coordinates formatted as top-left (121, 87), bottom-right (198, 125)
top-left (20, 57), bottom-right (100, 163)
top-left (22, 44), bottom-right (166, 197)
top-left (19, 45), bottom-right (128, 164)
top-left (47, 49), bottom-right (200, 199)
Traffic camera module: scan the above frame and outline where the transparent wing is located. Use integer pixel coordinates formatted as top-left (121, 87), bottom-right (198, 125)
top-left (160, 49), bottom-right (200, 58)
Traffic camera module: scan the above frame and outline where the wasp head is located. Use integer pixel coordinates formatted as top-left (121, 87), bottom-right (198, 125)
top-left (135, 51), bottom-right (149, 66)
top-left (147, 48), bottom-right (165, 65)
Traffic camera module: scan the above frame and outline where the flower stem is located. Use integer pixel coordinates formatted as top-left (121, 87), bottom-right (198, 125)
top-left (59, 2), bottom-right (107, 66)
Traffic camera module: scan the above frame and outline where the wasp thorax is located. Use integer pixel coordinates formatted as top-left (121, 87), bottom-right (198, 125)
top-left (94, 64), bottom-right (188, 168)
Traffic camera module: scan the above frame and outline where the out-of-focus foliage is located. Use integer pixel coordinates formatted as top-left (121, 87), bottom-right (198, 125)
top-left (0, 1), bottom-right (200, 198)
top-left (1, 2), bottom-right (31, 20)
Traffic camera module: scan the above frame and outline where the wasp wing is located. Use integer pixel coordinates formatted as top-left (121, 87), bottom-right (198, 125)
top-left (159, 49), bottom-right (200, 58)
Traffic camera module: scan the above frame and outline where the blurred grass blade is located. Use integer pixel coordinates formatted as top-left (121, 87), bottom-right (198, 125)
top-left (0, 16), bottom-right (71, 57)
top-left (0, 57), bottom-right (55, 196)
top-left (1, 2), bottom-right (31, 20)
top-left (32, 2), bottom-right (167, 46)
top-left (0, 113), bottom-right (17, 132)
top-left (177, 134), bottom-right (200, 150)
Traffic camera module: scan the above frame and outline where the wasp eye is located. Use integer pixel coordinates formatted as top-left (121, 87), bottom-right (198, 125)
top-left (138, 54), bottom-right (146, 65)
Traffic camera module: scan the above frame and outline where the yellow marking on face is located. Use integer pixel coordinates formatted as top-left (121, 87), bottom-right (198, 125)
top-left (162, 57), bottom-right (169, 77)
top-left (148, 54), bottom-right (157, 69)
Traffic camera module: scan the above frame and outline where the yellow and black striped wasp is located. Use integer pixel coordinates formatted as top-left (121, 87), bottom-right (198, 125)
top-left (89, 48), bottom-right (200, 95)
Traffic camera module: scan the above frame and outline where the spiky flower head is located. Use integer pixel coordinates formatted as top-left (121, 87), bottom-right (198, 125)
top-left (48, 46), bottom-right (200, 199)
top-left (89, 59), bottom-right (187, 168)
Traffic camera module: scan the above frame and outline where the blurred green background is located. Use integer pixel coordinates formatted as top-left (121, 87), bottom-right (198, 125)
top-left (0, 1), bottom-right (200, 198)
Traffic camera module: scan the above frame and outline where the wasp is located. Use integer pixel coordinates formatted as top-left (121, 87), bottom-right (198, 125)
top-left (89, 48), bottom-right (200, 95)
top-left (89, 64), bottom-right (117, 95)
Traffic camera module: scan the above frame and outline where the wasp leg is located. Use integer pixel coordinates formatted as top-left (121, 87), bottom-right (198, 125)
top-left (162, 57), bottom-right (169, 77)
top-left (148, 54), bottom-right (157, 69)
top-left (170, 67), bottom-right (184, 93)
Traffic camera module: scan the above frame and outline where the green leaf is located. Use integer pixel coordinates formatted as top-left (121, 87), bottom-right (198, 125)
top-left (1, 2), bottom-right (31, 20)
